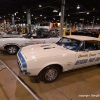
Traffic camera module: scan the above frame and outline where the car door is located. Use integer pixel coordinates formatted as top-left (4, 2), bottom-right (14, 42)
top-left (87, 40), bottom-right (100, 65)
top-left (85, 40), bottom-right (100, 65)
top-left (75, 40), bottom-right (100, 68)
top-left (95, 41), bottom-right (100, 64)
top-left (74, 41), bottom-right (90, 68)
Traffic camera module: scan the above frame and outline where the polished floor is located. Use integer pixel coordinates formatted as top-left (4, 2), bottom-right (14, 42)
top-left (0, 50), bottom-right (100, 100)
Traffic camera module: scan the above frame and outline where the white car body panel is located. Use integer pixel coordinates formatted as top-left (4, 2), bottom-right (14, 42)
top-left (17, 35), bottom-right (100, 76)
top-left (0, 37), bottom-right (60, 50)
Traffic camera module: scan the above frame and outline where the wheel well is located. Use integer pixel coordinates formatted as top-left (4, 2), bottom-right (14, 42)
top-left (39, 64), bottom-right (63, 75)
top-left (4, 45), bottom-right (19, 50)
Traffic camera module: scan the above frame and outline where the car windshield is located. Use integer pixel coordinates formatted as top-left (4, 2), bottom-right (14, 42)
top-left (56, 37), bottom-right (81, 51)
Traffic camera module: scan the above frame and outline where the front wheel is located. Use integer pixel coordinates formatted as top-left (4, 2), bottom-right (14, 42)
top-left (6, 45), bottom-right (18, 55)
top-left (40, 65), bottom-right (60, 83)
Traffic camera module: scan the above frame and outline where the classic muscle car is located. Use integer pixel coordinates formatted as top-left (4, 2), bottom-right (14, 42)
top-left (0, 33), bottom-right (60, 54)
top-left (17, 35), bottom-right (100, 83)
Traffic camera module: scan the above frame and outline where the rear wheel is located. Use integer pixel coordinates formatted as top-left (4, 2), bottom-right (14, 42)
top-left (40, 65), bottom-right (60, 83)
top-left (6, 45), bottom-right (18, 55)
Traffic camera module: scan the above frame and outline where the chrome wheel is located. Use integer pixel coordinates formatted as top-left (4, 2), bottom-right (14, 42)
top-left (6, 46), bottom-right (18, 55)
top-left (40, 66), bottom-right (60, 83)
top-left (45, 68), bottom-right (58, 81)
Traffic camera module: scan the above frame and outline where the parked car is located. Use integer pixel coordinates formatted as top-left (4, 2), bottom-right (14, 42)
top-left (0, 33), bottom-right (60, 54)
top-left (67, 31), bottom-right (100, 38)
top-left (17, 35), bottom-right (100, 83)
top-left (36, 28), bottom-right (50, 38)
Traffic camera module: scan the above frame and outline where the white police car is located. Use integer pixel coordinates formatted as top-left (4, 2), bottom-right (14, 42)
top-left (17, 35), bottom-right (100, 83)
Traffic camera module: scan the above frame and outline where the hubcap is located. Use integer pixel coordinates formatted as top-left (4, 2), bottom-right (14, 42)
top-left (8, 47), bottom-right (16, 54)
top-left (45, 68), bottom-right (58, 81)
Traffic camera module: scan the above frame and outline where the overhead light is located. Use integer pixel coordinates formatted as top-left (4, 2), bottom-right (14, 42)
top-left (96, 23), bottom-right (97, 24)
top-left (68, 15), bottom-right (70, 16)
top-left (53, 18), bottom-right (55, 20)
top-left (87, 12), bottom-right (89, 14)
top-left (59, 12), bottom-right (61, 16)
top-left (0, 17), bottom-right (1, 18)
top-left (8, 14), bottom-right (10, 15)
top-left (53, 10), bottom-right (58, 12)
top-left (80, 18), bottom-right (84, 20)
top-left (57, 20), bottom-right (59, 21)
top-left (15, 13), bottom-right (16, 16)
top-left (44, 17), bottom-right (46, 19)
top-left (39, 5), bottom-right (42, 7)
top-left (4, 16), bottom-right (5, 17)
top-left (35, 18), bottom-right (37, 20)
top-left (31, 14), bottom-right (33, 16)
top-left (16, 12), bottom-right (18, 13)
top-left (97, 18), bottom-right (99, 20)
top-left (24, 12), bottom-right (26, 13)
top-left (40, 15), bottom-right (42, 16)
top-left (91, 22), bottom-right (92, 23)
top-left (77, 5), bottom-right (80, 9)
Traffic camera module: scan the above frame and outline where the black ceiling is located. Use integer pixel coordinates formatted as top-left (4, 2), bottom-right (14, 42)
top-left (0, 0), bottom-right (100, 24)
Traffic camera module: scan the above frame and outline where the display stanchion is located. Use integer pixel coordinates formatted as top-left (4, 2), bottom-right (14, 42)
top-left (70, 28), bottom-right (72, 35)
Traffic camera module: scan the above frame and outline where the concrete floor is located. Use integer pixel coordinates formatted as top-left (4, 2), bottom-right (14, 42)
top-left (0, 51), bottom-right (100, 100)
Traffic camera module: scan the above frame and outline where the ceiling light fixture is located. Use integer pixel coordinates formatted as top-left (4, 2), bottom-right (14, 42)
top-left (40, 15), bottom-right (42, 16)
top-left (53, 18), bottom-right (55, 20)
top-left (97, 18), bottom-right (99, 20)
top-left (68, 15), bottom-right (70, 16)
top-left (39, 5), bottom-right (42, 7)
top-left (31, 14), bottom-right (33, 16)
top-left (53, 10), bottom-right (58, 12)
top-left (44, 17), bottom-right (46, 19)
top-left (59, 12), bottom-right (61, 16)
top-left (77, 5), bottom-right (80, 9)
top-left (87, 12), bottom-right (89, 14)
top-left (24, 12), bottom-right (26, 13)
top-left (80, 18), bottom-right (84, 20)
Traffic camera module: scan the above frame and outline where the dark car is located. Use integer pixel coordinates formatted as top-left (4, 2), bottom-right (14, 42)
top-left (36, 28), bottom-right (50, 38)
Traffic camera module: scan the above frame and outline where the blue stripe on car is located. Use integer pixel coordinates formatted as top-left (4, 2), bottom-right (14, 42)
top-left (17, 49), bottom-right (27, 68)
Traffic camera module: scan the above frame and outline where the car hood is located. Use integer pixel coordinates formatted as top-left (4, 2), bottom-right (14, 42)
top-left (21, 43), bottom-right (73, 60)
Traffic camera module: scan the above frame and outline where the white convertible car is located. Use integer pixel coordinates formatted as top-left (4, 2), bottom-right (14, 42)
top-left (0, 33), bottom-right (60, 54)
top-left (17, 35), bottom-right (100, 83)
